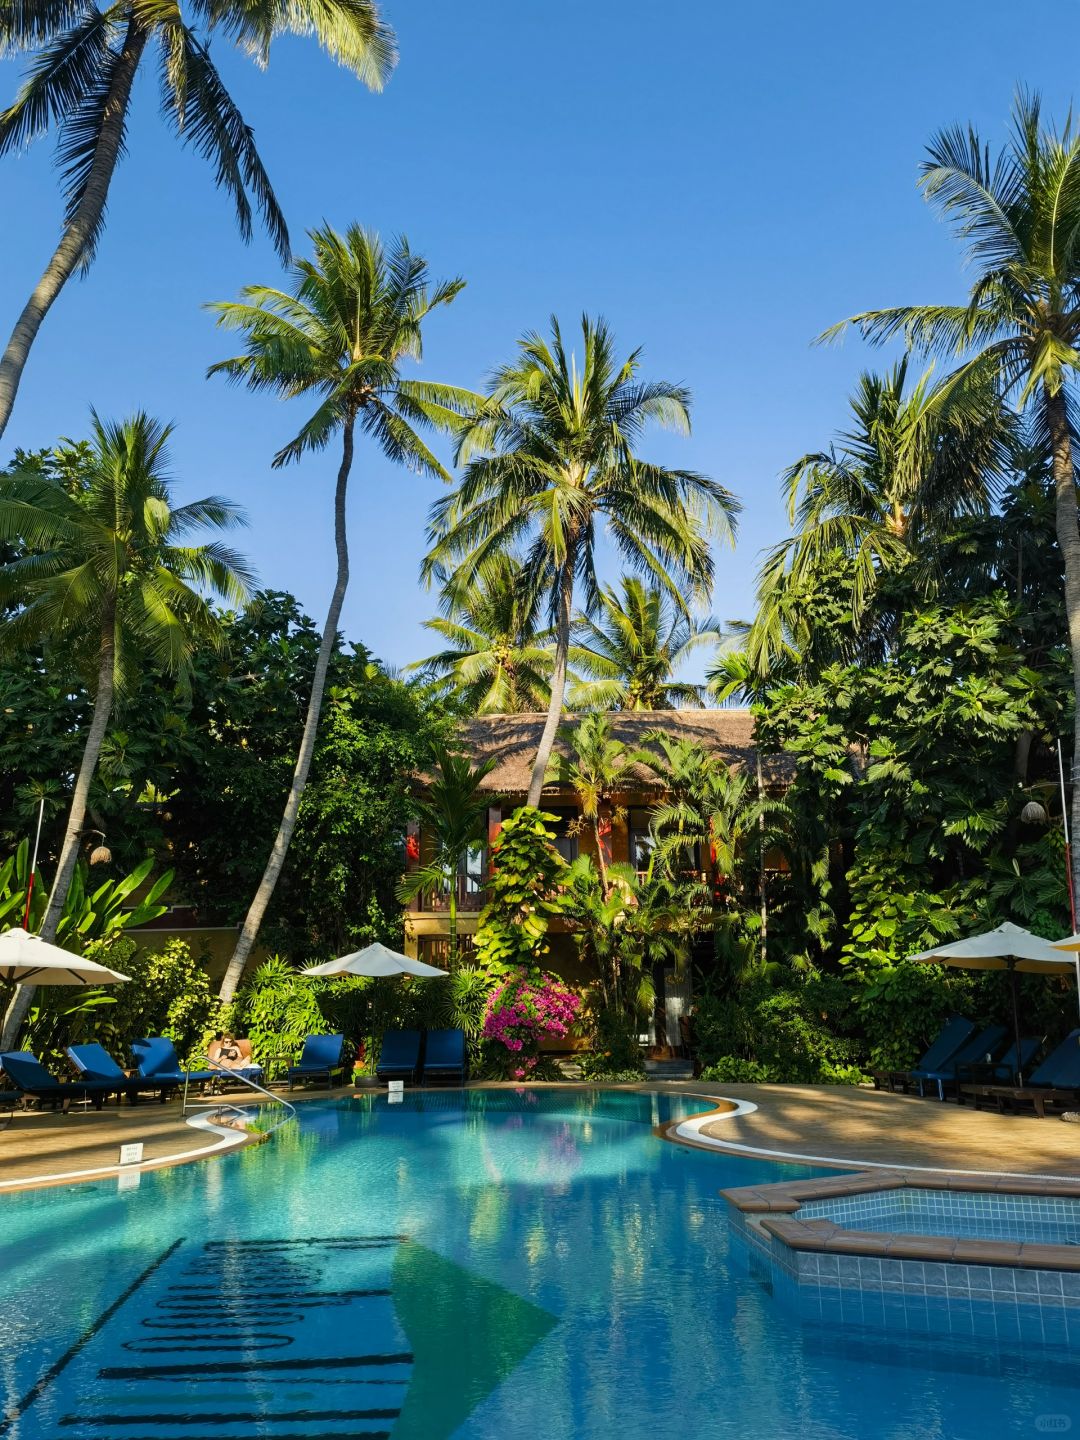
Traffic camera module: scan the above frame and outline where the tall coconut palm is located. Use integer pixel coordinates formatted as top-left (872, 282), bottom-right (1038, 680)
top-left (823, 94), bottom-right (1080, 903)
top-left (208, 224), bottom-right (471, 1002)
top-left (568, 574), bottom-right (723, 710)
top-left (748, 362), bottom-right (1011, 678)
top-left (396, 745), bottom-right (496, 967)
top-left (423, 315), bottom-right (740, 807)
top-left (0, 0), bottom-right (396, 439)
top-left (409, 553), bottom-right (554, 713)
top-left (0, 412), bottom-right (251, 1047)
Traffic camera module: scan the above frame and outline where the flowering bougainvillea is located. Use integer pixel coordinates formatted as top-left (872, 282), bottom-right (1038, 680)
top-left (482, 968), bottom-right (581, 1077)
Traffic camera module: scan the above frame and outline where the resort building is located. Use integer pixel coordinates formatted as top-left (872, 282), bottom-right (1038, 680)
top-left (403, 709), bottom-right (789, 1052)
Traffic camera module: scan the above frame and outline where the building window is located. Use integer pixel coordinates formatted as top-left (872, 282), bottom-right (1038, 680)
top-left (627, 807), bottom-right (654, 873)
top-left (545, 806), bottom-right (579, 863)
top-left (417, 935), bottom-right (476, 968)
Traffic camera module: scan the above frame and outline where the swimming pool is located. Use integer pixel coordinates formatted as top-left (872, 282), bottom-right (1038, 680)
top-left (0, 1088), bottom-right (1076, 1440)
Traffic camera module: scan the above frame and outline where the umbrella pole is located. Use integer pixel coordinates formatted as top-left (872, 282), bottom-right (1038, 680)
top-left (1008, 960), bottom-right (1024, 1086)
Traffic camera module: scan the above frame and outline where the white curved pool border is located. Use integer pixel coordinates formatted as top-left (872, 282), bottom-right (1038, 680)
top-left (671, 1094), bottom-right (759, 1145)
top-left (0, 1110), bottom-right (251, 1192)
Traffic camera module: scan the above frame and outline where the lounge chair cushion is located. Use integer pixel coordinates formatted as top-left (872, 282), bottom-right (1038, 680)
top-left (911, 1024), bottom-right (1008, 1083)
top-left (287, 1034), bottom-right (345, 1078)
top-left (132, 1037), bottom-right (215, 1084)
top-left (376, 1030), bottom-right (421, 1077)
top-left (424, 1029), bottom-right (465, 1074)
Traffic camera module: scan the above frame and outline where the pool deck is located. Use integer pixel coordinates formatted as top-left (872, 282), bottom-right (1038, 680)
top-left (664, 1081), bottom-right (1080, 1179)
top-left (0, 1080), bottom-right (1076, 1193)
top-left (0, 1085), bottom-right (352, 1192)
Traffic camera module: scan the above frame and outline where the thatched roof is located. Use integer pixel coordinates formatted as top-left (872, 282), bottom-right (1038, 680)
top-left (456, 709), bottom-right (791, 796)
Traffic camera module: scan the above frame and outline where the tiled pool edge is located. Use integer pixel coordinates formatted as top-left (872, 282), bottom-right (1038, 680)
top-left (724, 1170), bottom-right (1080, 1346)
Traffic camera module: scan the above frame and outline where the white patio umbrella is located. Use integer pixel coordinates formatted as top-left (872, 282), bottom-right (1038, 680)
top-left (302, 942), bottom-right (446, 1079)
top-left (0, 927), bottom-right (131, 986)
top-left (1049, 932), bottom-right (1080, 1024)
top-left (302, 942), bottom-right (447, 980)
top-left (909, 921), bottom-right (1077, 1083)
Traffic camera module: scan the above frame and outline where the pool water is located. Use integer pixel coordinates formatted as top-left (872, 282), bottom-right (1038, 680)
top-left (0, 1088), bottom-right (1076, 1440)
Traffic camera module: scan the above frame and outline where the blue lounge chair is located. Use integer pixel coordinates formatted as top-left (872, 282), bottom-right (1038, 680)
top-left (286, 1033), bottom-right (345, 1090)
top-left (423, 1028), bottom-right (466, 1086)
top-left (132, 1037), bottom-right (216, 1091)
top-left (375, 1029), bottom-right (421, 1084)
top-left (0, 1051), bottom-right (112, 1112)
top-left (911, 1023), bottom-right (1008, 1101)
top-left (956, 1034), bottom-right (1043, 1094)
top-left (66, 1042), bottom-right (174, 1104)
top-left (961, 1028), bottom-right (1080, 1117)
top-left (872, 1014), bottom-right (978, 1093)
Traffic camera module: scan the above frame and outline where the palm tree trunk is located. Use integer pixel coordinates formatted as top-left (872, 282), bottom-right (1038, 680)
top-left (0, 20), bottom-right (147, 442)
top-left (0, 618), bottom-right (116, 1049)
top-left (1044, 383), bottom-right (1080, 911)
top-left (526, 564), bottom-right (573, 808)
top-left (592, 813), bottom-right (609, 898)
top-left (217, 413), bottom-right (355, 1003)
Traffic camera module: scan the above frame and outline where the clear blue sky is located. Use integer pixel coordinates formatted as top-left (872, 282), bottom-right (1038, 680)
top-left (2, 1), bottom-right (1077, 674)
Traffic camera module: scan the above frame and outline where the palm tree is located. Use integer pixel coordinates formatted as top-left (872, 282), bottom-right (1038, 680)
top-left (208, 223), bottom-right (471, 1002)
top-left (423, 314), bottom-right (740, 807)
top-left (0, 0), bottom-right (395, 439)
top-left (0, 412), bottom-right (251, 1047)
top-left (396, 745), bottom-right (496, 967)
top-left (747, 362), bottom-right (1011, 679)
top-left (549, 713), bottom-right (642, 899)
top-left (824, 94), bottom-right (1080, 903)
top-left (568, 574), bottom-right (723, 710)
top-left (409, 553), bottom-right (554, 713)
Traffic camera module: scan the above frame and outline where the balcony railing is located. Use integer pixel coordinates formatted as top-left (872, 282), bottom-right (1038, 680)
top-left (407, 873), bottom-right (487, 914)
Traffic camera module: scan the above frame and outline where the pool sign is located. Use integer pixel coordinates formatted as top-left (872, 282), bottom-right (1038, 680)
top-left (388, 1080), bottom-right (404, 1094)
top-left (118, 1141), bottom-right (144, 1166)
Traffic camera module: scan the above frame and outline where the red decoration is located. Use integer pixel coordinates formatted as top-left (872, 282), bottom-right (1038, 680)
top-left (405, 834), bottom-right (420, 862)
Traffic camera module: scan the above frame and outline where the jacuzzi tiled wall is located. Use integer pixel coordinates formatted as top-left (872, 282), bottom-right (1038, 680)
top-left (728, 1206), bottom-right (1080, 1347)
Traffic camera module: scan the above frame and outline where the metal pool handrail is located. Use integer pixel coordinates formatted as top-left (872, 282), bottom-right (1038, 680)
top-left (182, 1055), bottom-right (297, 1138)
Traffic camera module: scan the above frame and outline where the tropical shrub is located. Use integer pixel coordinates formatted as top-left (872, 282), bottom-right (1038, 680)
top-left (699, 1057), bottom-right (776, 1084)
top-left (106, 938), bottom-right (216, 1064)
top-left (692, 974), bottom-right (865, 1084)
top-left (579, 1004), bottom-right (645, 1077)
top-left (481, 967), bottom-right (582, 1079)
top-left (473, 808), bottom-right (568, 970)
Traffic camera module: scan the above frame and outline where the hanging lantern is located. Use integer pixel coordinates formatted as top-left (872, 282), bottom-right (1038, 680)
top-left (1020, 800), bottom-right (1049, 825)
top-left (89, 841), bottom-right (112, 865)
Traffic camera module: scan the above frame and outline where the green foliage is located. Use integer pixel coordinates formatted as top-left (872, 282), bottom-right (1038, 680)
top-left (699, 1057), bottom-right (777, 1084)
top-left (0, 843), bottom-right (172, 944)
top-left (164, 591), bottom-right (452, 957)
top-left (410, 553), bottom-right (554, 714)
top-left (692, 974), bottom-right (865, 1085)
top-left (579, 1005), bottom-right (645, 1077)
top-left (106, 938), bottom-right (217, 1064)
top-left (568, 576), bottom-right (722, 711)
top-left (21, 984), bottom-right (120, 1069)
top-left (473, 808), bottom-right (569, 970)
top-left (228, 956), bottom-right (362, 1070)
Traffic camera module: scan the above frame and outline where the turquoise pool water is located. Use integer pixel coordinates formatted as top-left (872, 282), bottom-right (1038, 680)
top-left (0, 1088), bottom-right (1076, 1440)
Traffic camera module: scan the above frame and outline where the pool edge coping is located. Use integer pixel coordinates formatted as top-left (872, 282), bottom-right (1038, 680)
top-left (722, 1167), bottom-right (1080, 1273)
